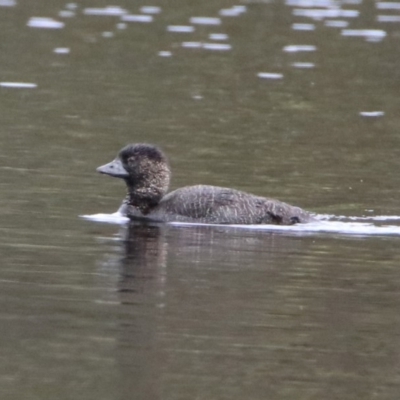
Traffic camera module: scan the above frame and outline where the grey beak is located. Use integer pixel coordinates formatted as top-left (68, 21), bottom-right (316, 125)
top-left (96, 158), bottom-right (129, 178)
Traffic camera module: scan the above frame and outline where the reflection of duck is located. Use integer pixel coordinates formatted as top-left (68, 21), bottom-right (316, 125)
top-left (97, 143), bottom-right (314, 225)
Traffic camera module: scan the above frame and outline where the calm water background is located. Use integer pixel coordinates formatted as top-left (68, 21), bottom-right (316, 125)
top-left (1, 0), bottom-right (400, 399)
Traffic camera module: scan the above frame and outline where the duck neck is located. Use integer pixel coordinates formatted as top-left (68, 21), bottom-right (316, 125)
top-left (125, 183), bottom-right (160, 215)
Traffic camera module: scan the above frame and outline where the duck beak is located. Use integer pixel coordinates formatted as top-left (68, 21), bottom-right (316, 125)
top-left (96, 159), bottom-right (129, 178)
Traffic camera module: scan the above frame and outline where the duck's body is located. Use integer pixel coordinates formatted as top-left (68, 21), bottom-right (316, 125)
top-left (97, 144), bottom-right (314, 225)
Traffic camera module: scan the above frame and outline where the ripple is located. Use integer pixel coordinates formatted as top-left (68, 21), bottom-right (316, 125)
top-left (293, 8), bottom-right (359, 20)
top-left (140, 6), bottom-right (162, 14)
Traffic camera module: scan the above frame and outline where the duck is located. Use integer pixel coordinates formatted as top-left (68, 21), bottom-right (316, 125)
top-left (96, 143), bottom-right (315, 225)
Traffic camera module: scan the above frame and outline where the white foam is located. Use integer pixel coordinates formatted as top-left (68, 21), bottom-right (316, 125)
top-left (82, 213), bottom-right (400, 236)
top-left (81, 212), bottom-right (129, 224)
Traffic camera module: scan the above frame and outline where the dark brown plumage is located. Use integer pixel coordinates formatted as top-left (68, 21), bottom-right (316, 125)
top-left (97, 143), bottom-right (315, 225)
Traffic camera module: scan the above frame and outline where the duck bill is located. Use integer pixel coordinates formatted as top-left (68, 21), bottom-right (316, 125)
top-left (96, 159), bottom-right (129, 178)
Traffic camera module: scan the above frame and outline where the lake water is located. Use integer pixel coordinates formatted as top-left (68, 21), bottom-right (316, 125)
top-left (1, 1), bottom-right (400, 399)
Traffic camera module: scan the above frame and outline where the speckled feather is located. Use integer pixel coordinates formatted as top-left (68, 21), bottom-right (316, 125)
top-left (100, 144), bottom-right (314, 225)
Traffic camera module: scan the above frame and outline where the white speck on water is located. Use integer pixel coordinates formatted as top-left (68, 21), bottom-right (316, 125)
top-left (209, 33), bottom-right (229, 40)
top-left (158, 50), bottom-right (172, 57)
top-left (0, 0), bottom-right (16, 6)
top-left (360, 111), bottom-right (385, 117)
top-left (140, 6), bottom-right (161, 14)
top-left (324, 19), bottom-right (349, 28)
top-left (116, 22), bottom-right (127, 29)
top-left (181, 41), bottom-right (202, 48)
top-left (341, 29), bottom-right (386, 40)
top-left (257, 72), bottom-right (284, 79)
top-left (54, 47), bottom-right (70, 54)
top-left (122, 14), bottom-right (153, 23)
top-left (292, 62), bottom-right (315, 68)
top-left (377, 15), bottom-right (400, 22)
top-left (83, 6), bottom-right (127, 16)
top-left (190, 16), bottom-right (221, 25)
top-left (66, 3), bottom-right (77, 10)
top-left (192, 95), bottom-right (203, 100)
top-left (27, 17), bottom-right (65, 29)
top-left (219, 6), bottom-right (247, 17)
top-left (376, 2), bottom-right (400, 9)
top-left (167, 25), bottom-right (195, 32)
top-left (293, 8), bottom-right (359, 20)
top-left (202, 43), bottom-right (232, 50)
top-left (292, 23), bottom-right (315, 30)
top-left (283, 44), bottom-right (317, 52)
top-left (0, 82), bottom-right (38, 88)
top-left (59, 10), bottom-right (75, 18)
top-left (102, 31), bottom-right (114, 38)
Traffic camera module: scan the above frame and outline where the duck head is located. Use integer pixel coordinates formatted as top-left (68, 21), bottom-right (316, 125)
top-left (97, 143), bottom-right (171, 213)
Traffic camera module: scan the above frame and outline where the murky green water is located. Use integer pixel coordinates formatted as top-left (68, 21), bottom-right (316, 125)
top-left (1, 1), bottom-right (400, 399)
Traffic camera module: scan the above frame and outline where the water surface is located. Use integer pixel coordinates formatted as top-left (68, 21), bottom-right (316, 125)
top-left (1, 0), bottom-right (400, 399)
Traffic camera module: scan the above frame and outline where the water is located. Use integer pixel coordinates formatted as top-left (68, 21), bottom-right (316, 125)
top-left (1, 0), bottom-right (400, 399)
